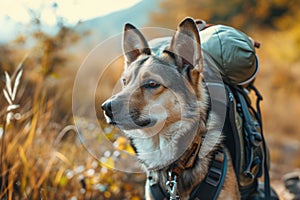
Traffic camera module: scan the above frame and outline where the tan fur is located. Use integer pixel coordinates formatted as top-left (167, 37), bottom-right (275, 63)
top-left (102, 17), bottom-right (240, 199)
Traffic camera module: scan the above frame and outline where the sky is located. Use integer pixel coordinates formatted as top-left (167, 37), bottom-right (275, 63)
top-left (0, 0), bottom-right (141, 25)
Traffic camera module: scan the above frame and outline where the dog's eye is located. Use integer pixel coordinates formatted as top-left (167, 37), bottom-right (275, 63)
top-left (122, 78), bottom-right (127, 86)
top-left (143, 80), bottom-right (161, 89)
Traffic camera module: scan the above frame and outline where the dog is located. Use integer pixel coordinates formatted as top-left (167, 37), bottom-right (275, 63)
top-left (102, 17), bottom-right (240, 199)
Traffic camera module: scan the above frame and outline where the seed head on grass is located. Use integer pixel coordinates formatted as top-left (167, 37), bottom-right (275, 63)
top-left (3, 69), bottom-right (23, 125)
top-left (2, 54), bottom-right (27, 126)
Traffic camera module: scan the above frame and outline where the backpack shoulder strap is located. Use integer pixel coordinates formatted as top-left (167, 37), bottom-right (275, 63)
top-left (189, 148), bottom-right (228, 200)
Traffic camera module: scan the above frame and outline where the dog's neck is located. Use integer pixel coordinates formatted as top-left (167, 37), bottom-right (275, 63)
top-left (143, 111), bottom-right (222, 199)
top-left (125, 118), bottom-right (203, 170)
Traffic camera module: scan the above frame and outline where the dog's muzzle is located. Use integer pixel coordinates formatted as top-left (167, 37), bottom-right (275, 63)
top-left (101, 98), bottom-right (154, 129)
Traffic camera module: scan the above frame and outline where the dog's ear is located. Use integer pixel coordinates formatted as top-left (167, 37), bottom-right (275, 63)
top-left (123, 23), bottom-right (151, 65)
top-left (169, 18), bottom-right (203, 83)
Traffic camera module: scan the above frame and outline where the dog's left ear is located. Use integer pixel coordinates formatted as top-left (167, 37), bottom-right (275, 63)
top-left (123, 23), bottom-right (151, 66)
top-left (169, 17), bottom-right (203, 82)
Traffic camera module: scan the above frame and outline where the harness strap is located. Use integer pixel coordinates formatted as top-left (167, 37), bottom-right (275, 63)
top-left (149, 148), bottom-right (227, 200)
top-left (189, 148), bottom-right (227, 200)
top-left (150, 183), bottom-right (169, 200)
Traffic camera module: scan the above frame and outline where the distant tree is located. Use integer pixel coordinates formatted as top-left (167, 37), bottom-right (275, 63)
top-left (150, 0), bottom-right (300, 30)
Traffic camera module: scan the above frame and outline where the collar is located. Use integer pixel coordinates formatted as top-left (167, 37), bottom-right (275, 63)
top-left (169, 132), bottom-right (203, 176)
top-left (164, 132), bottom-right (203, 200)
top-left (150, 148), bottom-right (228, 200)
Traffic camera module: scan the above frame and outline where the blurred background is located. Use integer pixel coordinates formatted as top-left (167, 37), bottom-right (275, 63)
top-left (0, 0), bottom-right (299, 199)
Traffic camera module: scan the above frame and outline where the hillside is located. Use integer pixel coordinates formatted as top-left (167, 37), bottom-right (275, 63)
top-left (74, 0), bottom-right (159, 48)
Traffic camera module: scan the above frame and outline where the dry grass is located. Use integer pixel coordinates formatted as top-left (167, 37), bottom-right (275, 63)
top-left (0, 58), bottom-right (145, 200)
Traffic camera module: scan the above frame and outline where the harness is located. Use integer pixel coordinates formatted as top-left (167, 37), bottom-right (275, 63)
top-left (147, 19), bottom-right (277, 199)
top-left (149, 147), bottom-right (228, 200)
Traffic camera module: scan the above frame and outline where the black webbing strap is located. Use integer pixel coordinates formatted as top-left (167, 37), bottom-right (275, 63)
top-left (189, 148), bottom-right (227, 200)
top-left (249, 84), bottom-right (271, 199)
top-left (150, 183), bottom-right (169, 200)
top-left (149, 149), bottom-right (227, 200)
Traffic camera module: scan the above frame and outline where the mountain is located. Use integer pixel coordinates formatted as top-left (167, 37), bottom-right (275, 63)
top-left (74, 0), bottom-right (159, 48)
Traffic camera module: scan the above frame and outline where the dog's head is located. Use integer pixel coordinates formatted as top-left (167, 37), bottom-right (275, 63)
top-left (102, 17), bottom-right (206, 138)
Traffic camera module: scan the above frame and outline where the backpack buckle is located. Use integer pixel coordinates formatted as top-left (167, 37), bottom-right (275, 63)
top-left (206, 166), bottom-right (222, 187)
top-left (205, 151), bottom-right (225, 187)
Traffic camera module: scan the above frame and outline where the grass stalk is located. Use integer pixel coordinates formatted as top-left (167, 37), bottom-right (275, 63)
top-left (0, 56), bottom-right (25, 198)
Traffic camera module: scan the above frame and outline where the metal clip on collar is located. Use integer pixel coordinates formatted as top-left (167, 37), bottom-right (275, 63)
top-left (166, 171), bottom-right (180, 200)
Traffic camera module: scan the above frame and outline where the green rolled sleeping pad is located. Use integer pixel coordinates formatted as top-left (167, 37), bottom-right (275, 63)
top-left (199, 24), bottom-right (259, 86)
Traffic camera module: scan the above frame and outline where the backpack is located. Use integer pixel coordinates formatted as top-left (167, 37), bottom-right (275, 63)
top-left (197, 20), bottom-right (279, 199)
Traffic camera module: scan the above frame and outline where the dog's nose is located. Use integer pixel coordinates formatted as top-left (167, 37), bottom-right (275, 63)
top-left (101, 100), bottom-right (113, 119)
